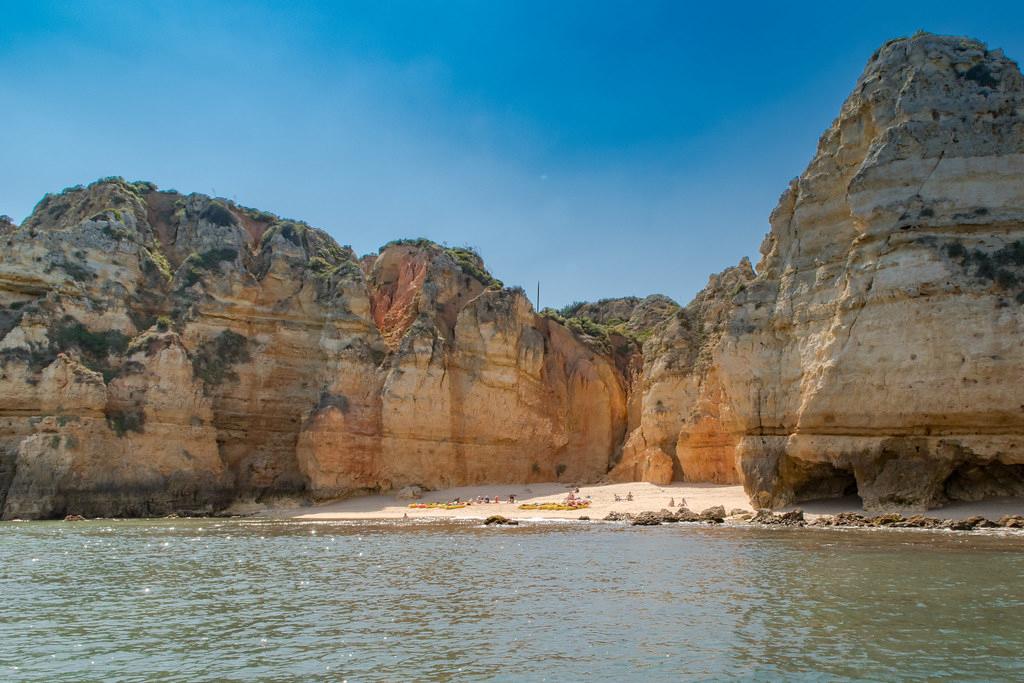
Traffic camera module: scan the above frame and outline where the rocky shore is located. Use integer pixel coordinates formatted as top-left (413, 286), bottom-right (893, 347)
top-left (619, 507), bottom-right (1024, 532)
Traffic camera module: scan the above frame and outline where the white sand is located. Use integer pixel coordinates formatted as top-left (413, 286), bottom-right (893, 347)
top-left (266, 482), bottom-right (1024, 523)
top-left (275, 482), bottom-right (752, 522)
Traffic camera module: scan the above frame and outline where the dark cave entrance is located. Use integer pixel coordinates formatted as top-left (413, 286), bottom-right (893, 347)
top-left (943, 461), bottom-right (1024, 502)
top-left (787, 459), bottom-right (862, 506)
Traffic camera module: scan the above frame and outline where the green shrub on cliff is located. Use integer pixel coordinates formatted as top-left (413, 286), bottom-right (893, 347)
top-left (192, 330), bottom-right (251, 389)
top-left (51, 318), bottom-right (130, 382)
top-left (445, 246), bottom-right (503, 289)
top-left (105, 407), bottom-right (145, 437)
top-left (200, 201), bottom-right (237, 227)
top-left (179, 248), bottom-right (238, 287)
top-left (558, 301), bottom-right (585, 318)
top-left (141, 246), bottom-right (173, 282)
top-left (54, 321), bottom-right (129, 360)
top-left (378, 237), bottom-right (436, 252)
top-left (944, 239), bottom-right (1024, 301)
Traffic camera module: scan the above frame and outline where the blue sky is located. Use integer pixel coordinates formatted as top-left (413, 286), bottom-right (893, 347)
top-left (2, 1), bottom-right (1023, 307)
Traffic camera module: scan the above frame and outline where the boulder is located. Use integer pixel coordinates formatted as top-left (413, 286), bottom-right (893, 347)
top-left (630, 511), bottom-right (662, 526)
top-left (898, 515), bottom-right (944, 529)
top-left (675, 507), bottom-right (702, 522)
top-left (999, 515), bottom-right (1024, 528)
top-left (483, 515), bottom-right (518, 526)
top-left (869, 513), bottom-right (905, 527)
top-left (603, 511), bottom-right (633, 522)
top-left (657, 508), bottom-right (679, 523)
top-left (699, 505), bottom-right (726, 523)
top-left (751, 509), bottom-right (805, 526)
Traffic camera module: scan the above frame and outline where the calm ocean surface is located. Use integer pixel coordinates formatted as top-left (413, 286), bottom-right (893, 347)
top-left (1, 518), bottom-right (1023, 682)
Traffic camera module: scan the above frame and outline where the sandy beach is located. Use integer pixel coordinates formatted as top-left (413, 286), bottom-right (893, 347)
top-left (275, 482), bottom-right (751, 522)
top-left (267, 481), bottom-right (1024, 523)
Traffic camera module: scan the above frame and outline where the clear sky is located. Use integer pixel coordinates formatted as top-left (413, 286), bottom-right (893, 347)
top-left (2, 1), bottom-right (1023, 308)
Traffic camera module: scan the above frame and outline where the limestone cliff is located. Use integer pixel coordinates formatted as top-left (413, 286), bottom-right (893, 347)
top-left (728, 33), bottom-right (1024, 510)
top-left (615, 32), bottom-right (1024, 510)
top-left (609, 261), bottom-right (754, 486)
top-left (2, 32), bottom-right (1022, 517)
top-left (0, 184), bottom-right (626, 518)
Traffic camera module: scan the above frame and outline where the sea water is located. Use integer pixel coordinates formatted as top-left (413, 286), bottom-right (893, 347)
top-left (1, 519), bottom-right (1023, 681)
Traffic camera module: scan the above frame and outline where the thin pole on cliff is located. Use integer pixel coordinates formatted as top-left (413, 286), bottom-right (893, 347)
top-left (536, 281), bottom-right (540, 311)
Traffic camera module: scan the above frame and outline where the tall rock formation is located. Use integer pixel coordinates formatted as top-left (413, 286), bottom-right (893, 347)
top-left (728, 33), bottom-right (1024, 509)
top-left (614, 32), bottom-right (1024, 510)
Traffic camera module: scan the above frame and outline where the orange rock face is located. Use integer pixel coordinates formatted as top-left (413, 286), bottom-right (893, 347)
top-left (0, 182), bottom-right (628, 518)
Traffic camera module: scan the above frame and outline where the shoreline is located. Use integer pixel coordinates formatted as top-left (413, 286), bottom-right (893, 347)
top-left (266, 482), bottom-right (752, 522)
top-left (262, 481), bottom-right (1024, 530)
top-left (7, 482), bottom-right (1024, 532)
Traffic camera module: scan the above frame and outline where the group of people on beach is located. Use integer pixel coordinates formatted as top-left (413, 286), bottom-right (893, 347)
top-left (447, 494), bottom-right (517, 505)
top-left (563, 488), bottom-right (594, 506)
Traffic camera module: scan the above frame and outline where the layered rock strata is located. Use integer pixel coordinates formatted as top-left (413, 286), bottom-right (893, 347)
top-left (0, 186), bottom-right (626, 518)
top-left (2, 32), bottom-right (1022, 517)
top-left (615, 33), bottom-right (1024, 510)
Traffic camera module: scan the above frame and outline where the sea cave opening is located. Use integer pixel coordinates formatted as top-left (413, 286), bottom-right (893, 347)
top-left (943, 461), bottom-right (1024, 502)
top-left (787, 459), bottom-right (862, 508)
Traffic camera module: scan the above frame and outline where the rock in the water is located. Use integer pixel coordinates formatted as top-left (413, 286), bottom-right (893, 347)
top-left (999, 515), bottom-right (1024, 528)
top-left (898, 515), bottom-right (944, 529)
top-left (63, 514), bottom-right (84, 522)
top-left (699, 505), bottom-right (726, 522)
top-left (751, 509), bottom-right (805, 527)
top-left (961, 515), bottom-right (998, 529)
top-left (675, 508), bottom-right (702, 522)
top-left (484, 515), bottom-right (518, 526)
top-left (630, 511), bottom-right (662, 526)
top-left (870, 513), bottom-right (905, 527)
top-left (603, 511), bottom-right (633, 522)
top-left (656, 508), bottom-right (679, 523)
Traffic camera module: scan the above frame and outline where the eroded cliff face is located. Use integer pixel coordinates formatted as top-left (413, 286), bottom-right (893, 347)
top-left (0, 185), bottom-right (626, 518)
top-left (614, 33), bottom-right (1024, 510)
top-left (609, 262), bottom-right (754, 486)
top-left (728, 34), bottom-right (1024, 510)
top-left (2, 32), bottom-right (1021, 517)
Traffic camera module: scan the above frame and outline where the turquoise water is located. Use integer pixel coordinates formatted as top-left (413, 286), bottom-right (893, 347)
top-left (1, 519), bottom-right (1023, 682)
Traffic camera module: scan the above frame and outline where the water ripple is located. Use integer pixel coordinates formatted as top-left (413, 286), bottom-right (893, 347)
top-left (1, 521), bottom-right (1023, 681)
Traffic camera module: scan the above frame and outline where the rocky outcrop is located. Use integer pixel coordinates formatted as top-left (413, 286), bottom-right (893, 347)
top-left (0, 182), bottom-right (626, 518)
top-left (609, 260), bottom-right (754, 485)
top-left (723, 33), bottom-right (1024, 510)
top-left (613, 33), bottom-right (1024, 510)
